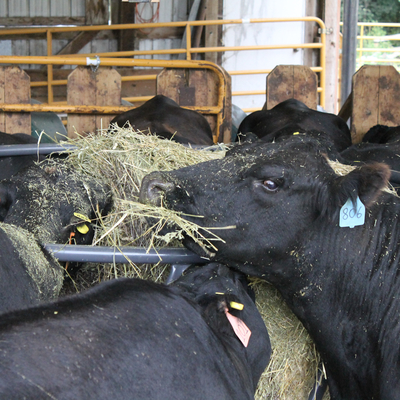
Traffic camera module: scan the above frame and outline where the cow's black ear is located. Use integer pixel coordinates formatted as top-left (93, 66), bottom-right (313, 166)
top-left (199, 294), bottom-right (241, 339)
top-left (318, 162), bottom-right (390, 219)
top-left (334, 162), bottom-right (390, 207)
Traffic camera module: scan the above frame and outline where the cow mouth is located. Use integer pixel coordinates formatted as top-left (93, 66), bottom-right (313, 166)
top-left (182, 234), bottom-right (217, 260)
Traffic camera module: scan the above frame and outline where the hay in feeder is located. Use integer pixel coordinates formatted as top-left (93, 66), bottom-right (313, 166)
top-left (59, 126), bottom-right (330, 399)
top-left (62, 125), bottom-right (228, 285)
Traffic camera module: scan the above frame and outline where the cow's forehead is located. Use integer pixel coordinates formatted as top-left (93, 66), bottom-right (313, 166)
top-left (224, 140), bottom-right (328, 173)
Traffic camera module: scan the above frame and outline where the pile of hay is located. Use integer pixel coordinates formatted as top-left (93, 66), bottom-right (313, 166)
top-left (59, 126), bottom-right (328, 399)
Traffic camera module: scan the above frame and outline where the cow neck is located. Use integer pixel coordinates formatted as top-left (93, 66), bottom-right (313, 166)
top-left (212, 322), bottom-right (255, 398)
top-left (179, 291), bottom-right (255, 398)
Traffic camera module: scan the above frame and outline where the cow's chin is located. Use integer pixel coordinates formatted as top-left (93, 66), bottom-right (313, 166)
top-left (182, 235), bottom-right (217, 260)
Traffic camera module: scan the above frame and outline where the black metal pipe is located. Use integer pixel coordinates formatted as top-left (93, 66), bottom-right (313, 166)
top-left (44, 244), bottom-right (207, 264)
top-left (341, 0), bottom-right (359, 107)
top-left (0, 143), bottom-right (77, 156)
top-left (0, 143), bottom-right (223, 157)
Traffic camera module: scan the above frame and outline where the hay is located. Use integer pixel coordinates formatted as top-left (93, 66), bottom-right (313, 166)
top-left (252, 280), bottom-right (328, 399)
top-left (59, 126), bottom-right (328, 399)
top-left (1, 223), bottom-right (63, 301)
top-left (62, 126), bottom-right (228, 286)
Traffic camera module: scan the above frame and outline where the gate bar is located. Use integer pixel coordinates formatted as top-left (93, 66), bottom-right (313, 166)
top-left (44, 244), bottom-right (207, 264)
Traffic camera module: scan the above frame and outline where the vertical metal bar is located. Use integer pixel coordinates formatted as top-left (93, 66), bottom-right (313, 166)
top-left (319, 28), bottom-right (326, 109)
top-left (359, 23), bottom-right (364, 67)
top-left (341, 0), bottom-right (359, 107)
top-left (46, 29), bottom-right (54, 104)
top-left (186, 23), bottom-right (191, 60)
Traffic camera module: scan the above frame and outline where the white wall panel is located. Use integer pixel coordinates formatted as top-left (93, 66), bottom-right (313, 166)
top-left (8, 0), bottom-right (29, 17)
top-left (30, 0), bottom-right (50, 17)
top-left (222, 0), bottom-right (306, 110)
top-left (50, 0), bottom-right (72, 17)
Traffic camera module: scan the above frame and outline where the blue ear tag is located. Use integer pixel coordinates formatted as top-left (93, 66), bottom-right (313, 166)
top-left (339, 196), bottom-right (365, 228)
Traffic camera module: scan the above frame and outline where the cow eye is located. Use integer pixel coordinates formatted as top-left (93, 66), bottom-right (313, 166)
top-left (262, 179), bottom-right (278, 191)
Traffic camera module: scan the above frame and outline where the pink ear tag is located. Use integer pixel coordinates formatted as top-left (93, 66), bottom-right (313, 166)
top-left (225, 309), bottom-right (251, 347)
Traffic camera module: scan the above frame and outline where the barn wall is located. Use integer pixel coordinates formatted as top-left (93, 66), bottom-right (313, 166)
top-left (135, 0), bottom-right (188, 62)
top-left (0, 0), bottom-right (116, 69)
top-left (222, 0), bottom-right (307, 111)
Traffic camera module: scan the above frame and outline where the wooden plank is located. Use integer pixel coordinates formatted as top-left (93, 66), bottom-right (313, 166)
top-left (0, 16), bottom-right (85, 26)
top-left (67, 66), bottom-right (96, 138)
top-left (377, 66), bottom-right (400, 127)
top-left (95, 67), bottom-right (121, 130)
top-left (293, 66), bottom-right (318, 108)
top-left (118, 1), bottom-right (136, 51)
top-left (157, 68), bottom-right (181, 103)
top-left (265, 65), bottom-right (318, 110)
top-left (3, 66), bottom-right (31, 134)
top-left (157, 67), bottom-right (232, 143)
top-left (322, 0), bottom-right (341, 113)
top-left (265, 65), bottom-right (293, 109)
top-left (351, 65), bottom-right (380, 143)
top-left (56, 31), bottom-right (99, 55)
top-left (67, 66), bottom-right (121, 137)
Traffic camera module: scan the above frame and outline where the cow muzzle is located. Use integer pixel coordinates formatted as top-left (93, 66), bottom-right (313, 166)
top-left (139, 172), bottom-right (175, 207)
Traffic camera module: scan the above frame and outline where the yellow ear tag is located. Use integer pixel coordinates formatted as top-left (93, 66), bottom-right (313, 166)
top-left (215, 292), bottom-right (225, 295)
top-left (76, 224), bottom-right (89, 234)
top-left (230, 301), bottom-right (244, 311)
top-left (74, 212), bottom-right (91, 223)
top-left (293, 132), bottom-right (300, 135)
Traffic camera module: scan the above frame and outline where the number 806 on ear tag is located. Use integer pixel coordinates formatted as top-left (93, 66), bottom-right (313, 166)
top-left (339, 196), bottom-right (365, 228)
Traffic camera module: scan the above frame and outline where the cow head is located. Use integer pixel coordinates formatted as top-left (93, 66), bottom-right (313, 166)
top-left (0, 159), bottom-right (112, 246)
top-left (140, 137), bottom-right (390, 277)
top-left (173, 262), bottom-right (270, 389)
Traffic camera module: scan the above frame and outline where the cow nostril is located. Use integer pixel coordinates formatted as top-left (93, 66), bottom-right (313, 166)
top-left (139, 176), bottom-right (175, 206)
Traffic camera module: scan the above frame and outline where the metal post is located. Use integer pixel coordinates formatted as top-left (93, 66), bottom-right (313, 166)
top-left (340, 0), bottom-right (359, 107)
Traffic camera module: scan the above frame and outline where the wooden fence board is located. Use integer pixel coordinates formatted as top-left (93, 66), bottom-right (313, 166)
top-left (157, 67), bottom-right (231, 143)
top-left (350, 65), bottom-right (400, 143)
top-left (264, 65), bottom-right (317, 110)
top-left (377, 66), bottom-right (400, 127)
top-left (67, 66), bottom-right (121, 138)
top-left (95, 67), bottom-right (121, 130)
top-left (0, 66), bottom-right (31, 134)
top-left (67, 66), bottom-right (96, 138)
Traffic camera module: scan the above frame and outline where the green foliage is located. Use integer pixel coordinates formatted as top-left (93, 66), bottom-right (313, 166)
top-left (358, 0), bottom-right (400, 23)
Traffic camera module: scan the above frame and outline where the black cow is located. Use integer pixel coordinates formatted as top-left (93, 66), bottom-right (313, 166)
top-left (0, 158), bottom-right (112, 311)
top-left (0, 131), bottom-right (45, 181)
top-left (0, 158), bottom-right (112, 245)
top-left (0, 223), bottom-right (62, 313)
top-left (0, 263), bottom-right (270, 400)
top-left (140, 136), bottom-right (400, 400)
top-left (238, 99), bottom-right (352, 153)
top-left (109, 95), bottom-right (214, 145)
top-left (340, 141), bottom-right (400, 191)
top-left (362, 124), bottom-right (400, 144)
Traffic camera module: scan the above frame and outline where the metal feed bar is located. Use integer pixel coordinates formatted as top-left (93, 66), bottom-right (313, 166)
top-left (0, 143), bottom-right (77, 156)
top-left (44, 244), bottom-right (207, 265)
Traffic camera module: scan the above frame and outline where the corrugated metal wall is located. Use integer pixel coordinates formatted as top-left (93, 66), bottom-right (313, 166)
top-left (1, 0), bottom-right (90, 67)
top-left (0, 0), bottom-right (190, 68)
